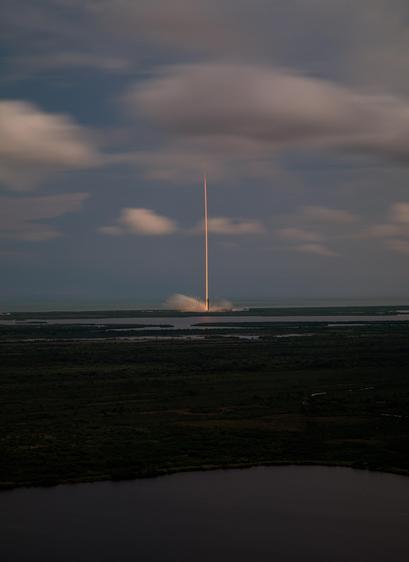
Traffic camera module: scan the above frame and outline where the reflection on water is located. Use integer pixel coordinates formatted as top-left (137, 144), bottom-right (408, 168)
top-left (1, 466), bottom-right (409, 562)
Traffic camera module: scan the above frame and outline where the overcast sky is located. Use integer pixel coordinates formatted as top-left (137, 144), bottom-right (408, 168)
top-left (2, 0), bottom-right (409, 307)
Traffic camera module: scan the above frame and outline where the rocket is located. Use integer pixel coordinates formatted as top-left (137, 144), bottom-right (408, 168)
top-left (204, 175), bottom-right (209, 312)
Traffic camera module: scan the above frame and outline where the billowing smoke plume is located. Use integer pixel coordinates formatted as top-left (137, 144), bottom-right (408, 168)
top-left (165, 293), bottom-right (232, 312)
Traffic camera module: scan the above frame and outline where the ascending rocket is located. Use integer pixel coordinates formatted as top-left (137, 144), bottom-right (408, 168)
top-left (204, 175), bottom-right (209, 312)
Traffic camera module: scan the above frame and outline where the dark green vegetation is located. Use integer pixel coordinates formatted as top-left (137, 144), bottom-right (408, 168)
top-left (1, 321), bottom-right (409, 489)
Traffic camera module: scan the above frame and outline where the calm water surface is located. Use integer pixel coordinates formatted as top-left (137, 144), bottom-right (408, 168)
top-left (1, 466), bottom-right (409, 562)
top-left (3, 314), bottom-right (409, 328)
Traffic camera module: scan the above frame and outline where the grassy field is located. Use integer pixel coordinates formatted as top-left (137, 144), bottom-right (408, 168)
top-left (1, 322), bottom-right (409, 489)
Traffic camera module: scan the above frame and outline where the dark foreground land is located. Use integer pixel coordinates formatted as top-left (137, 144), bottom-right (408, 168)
top-left (1, 322), bottom-right (409, 489)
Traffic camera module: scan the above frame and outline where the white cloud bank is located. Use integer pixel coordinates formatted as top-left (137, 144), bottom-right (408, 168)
top-left (121, 208), bottom-right (178, 235)
top-left (99, 208), bottom-right (178, 236)
top-left (0, 100), bottom-right (100, 190)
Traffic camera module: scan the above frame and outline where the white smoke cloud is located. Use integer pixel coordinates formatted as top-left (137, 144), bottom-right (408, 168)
top-left (165, 293), bottom-right (232, 312)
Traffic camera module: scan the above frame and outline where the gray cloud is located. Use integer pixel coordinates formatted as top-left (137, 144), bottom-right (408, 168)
top-left (277, 228), bottom-right (323, 242)
top-left (98, 225), bottom-right (124, 237)
top-left (206, 217), bottom-right (265, 235)
top-left (389, 202), bottom-right (409, 223)
top-left (301, 206), bottom-right (359, 224)
top-left (293, 243), bottom-right (338, 257)
top-left (274, 205), bottom-right (361, 257)
top-left (309, 201), bottom-right (409, 257)
top-left (82, 0), bottom-right (409, 94)
top-left (0, 192), bottom-right (89, 241)
top-left (86, 0), bottom-right (233, 55)
top-left (385, 239), bottom-right (409, 254)
top-left (124, 138), bottom-right (282, 184)
top-left (4, 0), bottom-right (409, 96)
top-left (130, 63), bottom-right (409, 169)
top-left (100, 208), bottom-right (265, 237)
top-left (361, 224), bottom-right (403, 239)
top-left (356, 202), bottom-right (409, 254)
top-left (0, 101), bottom-right (101, 190)
top-left (120, 63), bottom-right (409, 185)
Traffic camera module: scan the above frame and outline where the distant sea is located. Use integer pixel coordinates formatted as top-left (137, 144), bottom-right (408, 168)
top-left (1, 296), bottom-right (409, 312)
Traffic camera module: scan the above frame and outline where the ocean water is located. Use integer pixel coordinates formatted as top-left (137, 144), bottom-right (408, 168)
top-left (1, 296), bottom-right (409, 313)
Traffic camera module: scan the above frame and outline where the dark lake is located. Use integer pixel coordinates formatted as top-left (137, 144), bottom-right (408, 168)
top-left (1, 466), bottom-right (409, 562)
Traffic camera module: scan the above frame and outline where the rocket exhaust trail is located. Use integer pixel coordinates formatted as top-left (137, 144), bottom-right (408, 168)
top-left (165, 175), bottom-right (231, 312)
top-left (204, 175), bottom-right (209, 312)
top-left (165, 174), bottom-right (231, 312)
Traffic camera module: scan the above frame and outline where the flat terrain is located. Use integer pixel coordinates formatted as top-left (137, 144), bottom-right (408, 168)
top-left (1, 320), bottom-right (409, 489)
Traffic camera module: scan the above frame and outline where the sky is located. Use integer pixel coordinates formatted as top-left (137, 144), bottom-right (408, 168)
top-left (2, 0), bottom-right (409, 307)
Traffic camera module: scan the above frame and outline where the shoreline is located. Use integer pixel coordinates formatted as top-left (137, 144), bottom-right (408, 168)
top-left (2, 460), bottom-right (409, 492)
